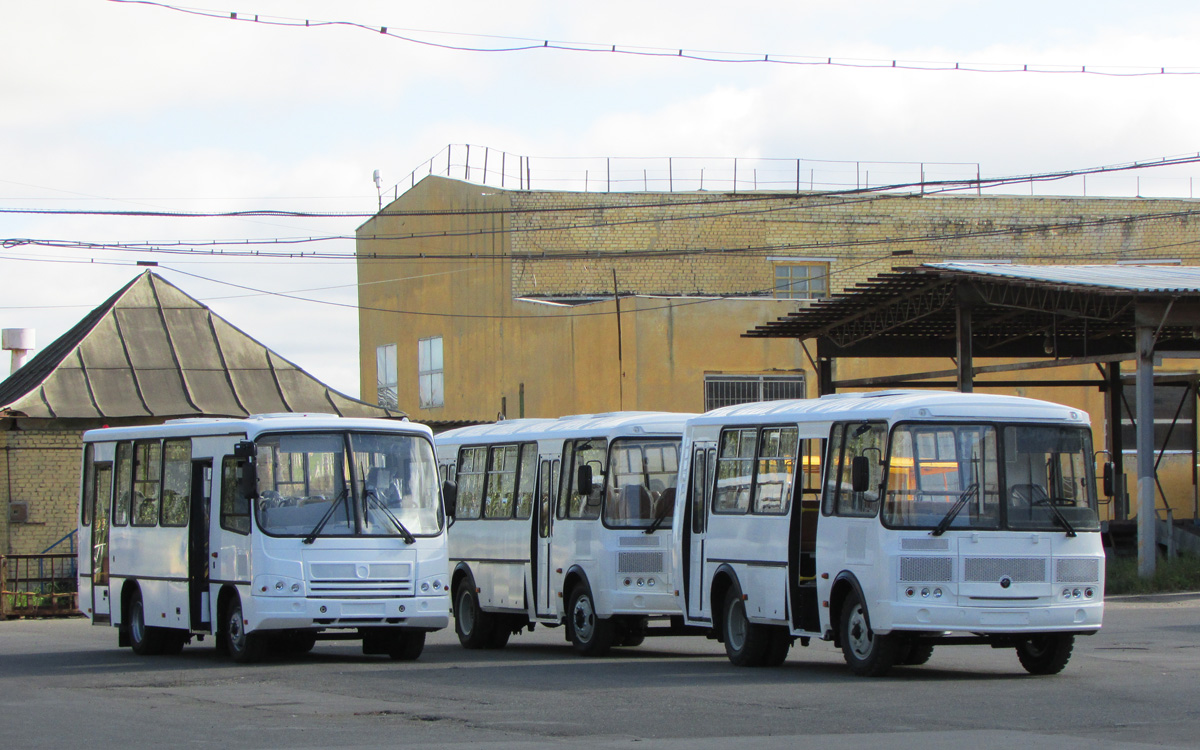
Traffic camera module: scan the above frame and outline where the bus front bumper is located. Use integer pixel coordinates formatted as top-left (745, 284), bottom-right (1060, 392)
top-left (877, 598), bottom-right (1104, 634)
top-left (248, 595), bottom-right (450, 632)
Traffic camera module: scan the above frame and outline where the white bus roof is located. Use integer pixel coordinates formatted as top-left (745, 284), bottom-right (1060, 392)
top-left (688, 390), bottom-right (1088, 427)
top-left (82, 413), bottom-right (432, 443)
top-left (436, 411), bottom-right (694, 446)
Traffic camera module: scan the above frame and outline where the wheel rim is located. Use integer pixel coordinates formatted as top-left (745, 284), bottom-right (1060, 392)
top-left (572, 593), bottom-right (596, 644)
top-left (726, 597), bottom-right (748, 652)
top-left (130, 598), bottom-right (145, 645)
top-left (846, 603), bottom-right (874, 660)
top-left (457, 589), bottom-right (475, 635)
top-left (227, 605), bottom-right (246, 653)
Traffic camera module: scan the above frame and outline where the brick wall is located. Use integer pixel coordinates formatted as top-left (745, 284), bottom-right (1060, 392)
top-left (503, 191), bottom-right (1200, 298)
top-left (1, 431), bottom-right (84, 556)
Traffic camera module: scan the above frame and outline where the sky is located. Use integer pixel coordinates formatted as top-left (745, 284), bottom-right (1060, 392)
top-left (4, 0), bottom-right (1200, 400)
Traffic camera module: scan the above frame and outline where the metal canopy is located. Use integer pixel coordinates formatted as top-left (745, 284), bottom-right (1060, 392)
top-left (745, 262), bottom-right (1200, 579)
top-left (746, 263), bottom-right (1200, 360)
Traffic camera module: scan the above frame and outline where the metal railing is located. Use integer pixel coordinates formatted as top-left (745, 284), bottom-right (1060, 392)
top-left (380, 145), bottom-right (1200, 203)
top-left (0, 553), bottom-right (78, 618)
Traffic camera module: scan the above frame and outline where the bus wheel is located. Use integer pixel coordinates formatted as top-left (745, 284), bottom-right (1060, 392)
top-left (1015, 634), bottom-right (1074, 675)
top-left (454, 582), bottom-right (497, 649)
top-left (722, 588), bottom-right (769, 667)
top-left (224, 596), bottom-right (265, 664)
top-left (762, 627), bottom-right (792, 667)
top-left (839, 591), bottom-right (897, 677)
top-left (487, 617), bottom-right (513, 649)
top-left (128, 588), bottom-right (165, 656)
top-left (275, 631), bottom-right (317, 656)
top-left (160, 631), bottom-right (188, 655)
top-left (900, 639), bottom-right (935, 666)
top-left (568, 584), bottom-right (614, 656)
top-left (616, 617), bottom-right (648, 648)
top-left (388, 629), bottom-right (426, 661)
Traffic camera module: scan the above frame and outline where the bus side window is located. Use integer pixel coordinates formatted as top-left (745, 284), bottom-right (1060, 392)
top-left (691, 448), bottom-right (707, 534)
top-left (830, 422), bottom-right (886, 518)
top-left (113, 442), bottom-right (133, 526)
top-left (220, 456), bottom-right (251, 534)
top-left (515, 444), bottom-right (537, 520)
top-left (455, 446), bottom-right (487, 520)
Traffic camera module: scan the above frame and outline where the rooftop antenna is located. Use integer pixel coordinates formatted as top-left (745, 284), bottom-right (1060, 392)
top-left (373, 169), bottom-right (383, 211)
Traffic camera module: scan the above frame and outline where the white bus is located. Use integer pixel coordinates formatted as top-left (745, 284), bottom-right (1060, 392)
top-left (435, 412), bottom-right (691, 655)
top-left (673, 391), bottom-right (1105, 676)
top-left (77, 414), bottom-right (451, 663)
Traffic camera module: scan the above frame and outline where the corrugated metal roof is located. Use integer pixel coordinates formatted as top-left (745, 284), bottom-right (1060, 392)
top-left (0, 271), bottom-right (401, 421)
top-left (927, 263), bottom-right (1200, 292)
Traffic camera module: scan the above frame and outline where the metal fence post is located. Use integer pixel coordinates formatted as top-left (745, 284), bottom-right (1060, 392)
top-left (0, 556), bottom-right (7, 618)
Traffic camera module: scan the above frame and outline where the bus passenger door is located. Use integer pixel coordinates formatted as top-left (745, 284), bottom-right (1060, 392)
top-left (685, 445), bottom-right (714, 620)
top-left (91, 465), bottom-right (113, 621)
top-left (533, 458), bottom-right (558, 617)
top-left (189, 460), bottom-right (213, 631)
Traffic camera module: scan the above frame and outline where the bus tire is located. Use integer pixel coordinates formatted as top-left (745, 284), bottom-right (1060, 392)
top-left (839, 591), bottom-right (897, 677)
top-left (1015, 634), bottom-right (1074, 675)
top-left (454, 582), bottom-right (497, 649)
top-left (275, 631), bottom-right (317, 655)
top-left (128, 588), bottom-right (165, 656)
top-left (160, 631), bottom-right (188, 655)
top-left (567, 583), bottom-right (614, 656)
top-left (762, 626), bottom-right (792, 667)
top-left (487, 618), bottom-right (512, 649)
top-left (722, 587), bottom-right (770, 667)
top-left (388, 629), bottom-right (426, 661)
top-left (900, 639), bottom-right (935, 666)
top-left (224, 595), bottom-right (265, 664)
top-left (616, 617), bottom-right (648, 648)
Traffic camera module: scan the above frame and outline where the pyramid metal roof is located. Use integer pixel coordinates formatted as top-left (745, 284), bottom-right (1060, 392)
top-left (0, 271), bottom-right (399, 421)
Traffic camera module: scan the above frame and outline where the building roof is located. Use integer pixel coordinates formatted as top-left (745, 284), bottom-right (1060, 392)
top-left (744, 263), bottom-right (1200, 359)
top-left (0, 271), bottom-right (400, 421)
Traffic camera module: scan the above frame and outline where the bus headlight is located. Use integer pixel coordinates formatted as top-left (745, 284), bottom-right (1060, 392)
top-left (417, 574), bottom-right (449, 596)
top-left (253, 574), bottom-right (305, 597)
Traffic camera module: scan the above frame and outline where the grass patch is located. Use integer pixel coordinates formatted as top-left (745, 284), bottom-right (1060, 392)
top-left (1106, 553), bottom-right (1200, 595)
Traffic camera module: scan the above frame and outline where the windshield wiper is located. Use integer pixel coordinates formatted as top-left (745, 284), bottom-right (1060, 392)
top-left (364, 488), bottom-right (416, 544)
top-left (644, 508), bottom-right (670, 535)
top-left (931, 483), bottom-right (979, 537)
top-left (303, 488), bottom-right (348, 544)
top-left (1034, 497), bottom-right (1077, 538)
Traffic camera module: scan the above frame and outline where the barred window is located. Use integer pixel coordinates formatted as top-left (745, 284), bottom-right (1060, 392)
top-left (376, 344), bottom-right (397, 410)
top-left (704, 374), bottom-right (805, 411)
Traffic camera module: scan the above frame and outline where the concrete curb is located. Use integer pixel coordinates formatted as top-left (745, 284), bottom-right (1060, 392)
top-left (1105, 590), bottom-right (1200, 604)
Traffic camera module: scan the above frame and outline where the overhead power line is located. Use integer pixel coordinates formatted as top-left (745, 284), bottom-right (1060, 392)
top-left (110, 0), bottom-right (1200, 77)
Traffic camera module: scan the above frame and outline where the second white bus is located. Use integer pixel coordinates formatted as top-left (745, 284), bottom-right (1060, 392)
top-left (436, 412), bottom-right (692, 655)
top-left (673, 391), bottom-right (1105, 676)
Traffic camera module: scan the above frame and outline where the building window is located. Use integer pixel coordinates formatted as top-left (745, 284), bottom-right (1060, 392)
top-left (774, 263), bottom-right (828, 300)
top-left (1119, 378), bottom-right (1196, 453)
top-left (418, 336), bottom-right (444, 409)
top-left (704, 374), bottom-right (805, 411)
top-left (376, 344), bottom-right (397, 410)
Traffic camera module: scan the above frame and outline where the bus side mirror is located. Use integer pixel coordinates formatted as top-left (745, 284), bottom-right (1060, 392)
top-left (442, 480), bottom-right (458, 518)
top-left (234, 441), bottom-right (258, 500)
top-left (1102, 462), bottom-right (1115, 497)
top-left (577, 464), bottom-right (593, 496)
top-left (851, 455), bottom-right (871, 493)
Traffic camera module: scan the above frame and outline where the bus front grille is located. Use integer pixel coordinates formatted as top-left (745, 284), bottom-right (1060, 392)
top-left (1055, 557), bottom-right (1101, 583)
top-left (899, 556), bottom-right (954, 582)
top-left (308, 562), bottom-right (414, 598)
top-left (963, 557), bottom-right (1047, 583)
top-left (618, 551), bottom-right (664, 574)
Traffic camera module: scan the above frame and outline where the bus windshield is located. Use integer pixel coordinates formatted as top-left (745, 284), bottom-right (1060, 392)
top-left (883, 423), bottom-right (1098, 533)
top-left (603, 438), bottom-right (681, 529)
top-left (254, 432), bottom-right (443, 539)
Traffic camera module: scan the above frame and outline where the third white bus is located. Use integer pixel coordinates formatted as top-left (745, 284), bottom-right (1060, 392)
top-left (673, 391), bottom-right (1105, 676)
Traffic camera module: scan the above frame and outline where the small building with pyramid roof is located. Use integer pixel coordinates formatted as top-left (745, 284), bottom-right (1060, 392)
top-left (0, 271), bottom-right (398, 558)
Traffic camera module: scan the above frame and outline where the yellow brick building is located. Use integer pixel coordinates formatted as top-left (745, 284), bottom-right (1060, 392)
top-left (356, 175), bottom-right (1200, 521)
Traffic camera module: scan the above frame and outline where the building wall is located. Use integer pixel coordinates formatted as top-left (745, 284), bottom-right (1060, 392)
top-left (1, 430), bottom-right (83, 556)
top-left (357, 176), bottom-right (1200, 520)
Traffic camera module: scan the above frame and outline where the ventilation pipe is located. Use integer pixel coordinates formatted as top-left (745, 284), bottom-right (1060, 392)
top-left (2, 328), bottom-right (35, 376)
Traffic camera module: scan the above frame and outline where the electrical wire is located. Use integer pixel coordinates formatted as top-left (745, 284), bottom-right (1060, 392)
top-left (109, 0), bottom-right (1200, 78)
